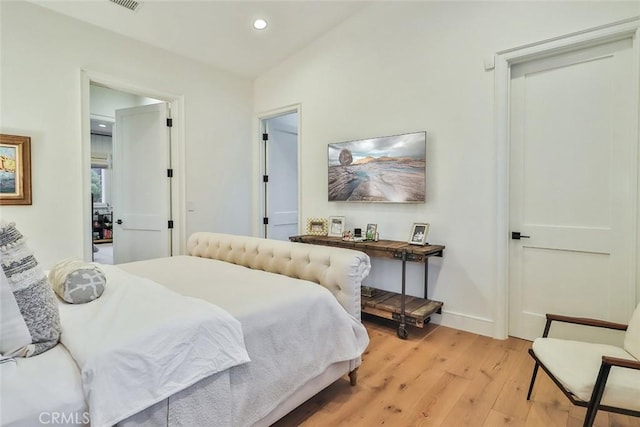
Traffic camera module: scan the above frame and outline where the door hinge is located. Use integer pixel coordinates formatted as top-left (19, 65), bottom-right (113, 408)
top-left (263, 175), bottom-right (268, 183)
top-left (166, 118), bottom-right (173, 127)
top-left (167, 168), bottom-right (173, 178)
top-left (263, 217), bottom-right (269, 225)
top-left (168, 220), bottom-right (174, 229)
top-left (262, 133), bottom-right (268, 141)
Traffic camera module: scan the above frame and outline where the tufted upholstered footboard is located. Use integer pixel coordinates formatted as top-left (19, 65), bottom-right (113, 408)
top-left (186, 232), bottom-right (371, 319)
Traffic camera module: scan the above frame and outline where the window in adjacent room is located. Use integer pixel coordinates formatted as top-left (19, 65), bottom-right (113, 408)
top-left (91, 167), bottom-right (106, 204)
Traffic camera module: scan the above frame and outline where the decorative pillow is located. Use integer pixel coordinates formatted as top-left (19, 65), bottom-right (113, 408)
top-left (0, 222), bottom-right (61, 357)
top-left (49, 258), bottom-right (106, 304)
top-left (0, 267), bottom-right (32, 357)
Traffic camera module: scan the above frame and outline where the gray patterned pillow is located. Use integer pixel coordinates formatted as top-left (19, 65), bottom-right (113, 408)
top-left (49, 258), bottom-right (106, 304)
top-left (0, 222), bottom-right (61, 357)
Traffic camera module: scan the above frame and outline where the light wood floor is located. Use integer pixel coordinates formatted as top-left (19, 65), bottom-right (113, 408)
top-left (274, 316), bottom-right (640, 427)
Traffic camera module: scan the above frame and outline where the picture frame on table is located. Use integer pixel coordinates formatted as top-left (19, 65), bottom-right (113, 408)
top-left (306, 218), bottom-right (328, 236)
top-left (408, 222), bottom-right (429, 245)
top-left (0, 134), bottom-right (32, 206)
top-left (365, 223), bottom-right (377, 240)
top-left (328, 216), bottom-right (345, 237)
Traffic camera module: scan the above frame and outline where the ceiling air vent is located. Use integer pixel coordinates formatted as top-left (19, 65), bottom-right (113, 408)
top-left (109, 0), bottom-right (140, 12)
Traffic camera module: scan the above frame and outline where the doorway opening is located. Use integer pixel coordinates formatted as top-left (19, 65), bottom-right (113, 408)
top-left (90, 115), bottom-right (115, 264)
top-left (82, 71), bottom-right (185, 265)
top-left (259, 108), bottom-right (300, 241)
top-left (89, 84), bottom-right (163, 264)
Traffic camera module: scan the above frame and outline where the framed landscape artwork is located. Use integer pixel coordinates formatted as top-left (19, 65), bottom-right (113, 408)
top-left (0, 134), bottom-right (32, 205)
top-left (328, 131), bottom-right (426, 203)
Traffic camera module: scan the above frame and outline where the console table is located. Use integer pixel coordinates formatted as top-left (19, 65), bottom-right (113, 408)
top-left (289, 235), bottom-right (445, 338)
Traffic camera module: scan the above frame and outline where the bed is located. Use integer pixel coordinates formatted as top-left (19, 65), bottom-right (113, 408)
top-left (1, 232), bottom-right (371, 427)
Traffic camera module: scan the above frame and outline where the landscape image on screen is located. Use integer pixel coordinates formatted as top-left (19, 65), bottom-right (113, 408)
top-left (328, 131), bottom-right (426, 203)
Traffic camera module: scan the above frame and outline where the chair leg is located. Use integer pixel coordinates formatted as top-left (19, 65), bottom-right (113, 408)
top-left (527, 360), bottom-right (540, 400)
top-left (583, 362), bottom-right (612, 427)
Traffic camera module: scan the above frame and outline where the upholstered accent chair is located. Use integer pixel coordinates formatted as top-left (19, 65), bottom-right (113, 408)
top-left (527, 304), bottom-right (640, 427)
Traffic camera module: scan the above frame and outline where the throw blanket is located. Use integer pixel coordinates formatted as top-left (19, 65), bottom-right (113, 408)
top-left (58, 265), bottom-right (250, 427)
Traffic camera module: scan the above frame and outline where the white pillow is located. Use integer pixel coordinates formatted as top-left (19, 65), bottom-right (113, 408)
top-left (623, 302), bottom-right (640, 360)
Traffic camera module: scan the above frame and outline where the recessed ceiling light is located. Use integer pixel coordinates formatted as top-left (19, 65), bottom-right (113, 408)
top-left (98, 124), bottom-right (107, 128)
top-left (253, 19), bottom-right (267, 30)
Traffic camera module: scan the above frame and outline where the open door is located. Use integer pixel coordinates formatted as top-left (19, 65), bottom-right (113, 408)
top-left (112, 102), bottom-right (172, 264)
top-left (261, 112), bottom-right (299, 241)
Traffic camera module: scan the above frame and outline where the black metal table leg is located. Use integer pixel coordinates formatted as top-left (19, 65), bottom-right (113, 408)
top-left (424, 257), bottom-right (429, 299)
top-left (397, 249), bottom-right (408, 339)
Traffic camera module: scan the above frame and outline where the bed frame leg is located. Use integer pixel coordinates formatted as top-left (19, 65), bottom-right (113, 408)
top-left (349, 368), bottom-right (358, 386)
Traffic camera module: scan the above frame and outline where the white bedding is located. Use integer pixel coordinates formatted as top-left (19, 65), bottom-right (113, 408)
top-left (0, 344), bottom-right (88, 427)
top-left (120, 255), bottom-right (369, 426)
top-left (2, 254), bottom-right (369, 427)
top-left (58, 264), bottom-right (250, 427)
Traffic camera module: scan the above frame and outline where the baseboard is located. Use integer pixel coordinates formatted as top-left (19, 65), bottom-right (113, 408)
top-left (430, 309), bottom-right (495, 338)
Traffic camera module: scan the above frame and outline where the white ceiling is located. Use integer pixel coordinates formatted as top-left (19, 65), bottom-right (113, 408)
top-left (32, 0), bottom-right (370, 79)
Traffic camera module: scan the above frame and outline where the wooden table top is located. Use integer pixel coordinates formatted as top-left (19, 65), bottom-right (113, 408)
top-left (289, 235), bottom-right (445, 261)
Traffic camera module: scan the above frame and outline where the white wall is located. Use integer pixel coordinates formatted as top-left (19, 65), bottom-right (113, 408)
top-left (0, 1), bottom-right (253, 268)
top-left (254, 1), bottom-right (640, 336)
top-left (90, 84), bottom-right (152, 119)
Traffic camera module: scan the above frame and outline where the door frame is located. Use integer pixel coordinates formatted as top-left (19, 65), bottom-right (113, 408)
top-left (254, 104), bottom-right (301, 238)
top-left (80, 69), bottom-right (186, 262)
top-left (494, 17), bottom-right (640, 339)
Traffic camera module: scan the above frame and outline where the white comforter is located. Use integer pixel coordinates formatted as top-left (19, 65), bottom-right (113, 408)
top-left (58, 265), bottom-right (250, 427)
top-left (120, 256), bottom-right (370, 426)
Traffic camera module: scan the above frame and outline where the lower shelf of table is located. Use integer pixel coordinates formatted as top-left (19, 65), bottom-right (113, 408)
top-left (361, 288), bottom-right (443, 328)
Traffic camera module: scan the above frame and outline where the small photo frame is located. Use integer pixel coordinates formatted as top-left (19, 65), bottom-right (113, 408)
top-left (328, 216), bottom-right (345, 237)
top-left (409, 222), bottom-right (430, 245)
top-left (365, 223), bottom-right (377, 240)
top-left (306, 218), bottom-right (328, 236)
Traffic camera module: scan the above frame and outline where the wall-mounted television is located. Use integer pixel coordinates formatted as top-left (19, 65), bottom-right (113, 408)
top-left (328, 131), bottom-right (426, 203)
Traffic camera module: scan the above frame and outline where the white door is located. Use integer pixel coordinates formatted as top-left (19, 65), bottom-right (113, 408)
top-left (509, 38), bottom-right (637, 340)
top-left (262, 112), bottom-right (299, 241)
top-left (113, 102), bottom-right (172, 264)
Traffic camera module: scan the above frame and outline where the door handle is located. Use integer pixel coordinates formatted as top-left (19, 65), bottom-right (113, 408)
top-left (511, 231), bottom-right (530, 240)
top-left (116, 219), bottom-right (123, 225)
